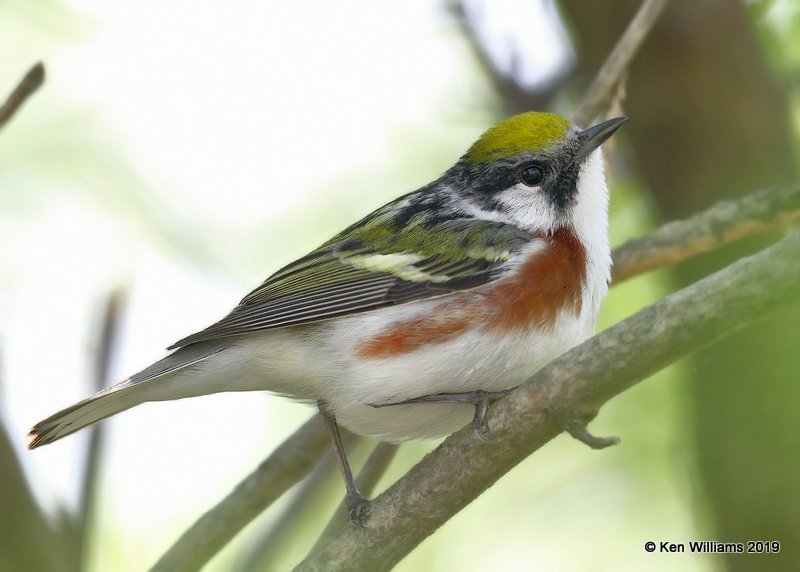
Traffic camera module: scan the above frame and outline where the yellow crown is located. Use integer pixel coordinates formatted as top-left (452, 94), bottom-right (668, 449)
top-left (467, 112), bottom-right (571, 164)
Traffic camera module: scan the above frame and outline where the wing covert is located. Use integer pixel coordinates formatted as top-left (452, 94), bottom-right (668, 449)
top-left (169, 218), bottom-right (534, 349)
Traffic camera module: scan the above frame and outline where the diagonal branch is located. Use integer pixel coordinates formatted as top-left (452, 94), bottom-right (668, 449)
top-left (296, 229), bottom-right (800, 570)
top-left (611, 185), bottom-right (800, 283)
top-left (151, 416), bottom-right (331, 572)
top-left (572, 0), bottom-right (670, 126)
top-left (0, 63), bottom-right (45, 131)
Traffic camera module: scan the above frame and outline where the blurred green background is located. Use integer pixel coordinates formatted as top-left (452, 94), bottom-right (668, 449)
top-left (1, 1), bottom-right (798, 570)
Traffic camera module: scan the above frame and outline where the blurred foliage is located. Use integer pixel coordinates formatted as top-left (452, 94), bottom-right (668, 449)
top-left (560, 3), bottom-right (800, 572)
top-left (754, 0), bottom-right (800, 75)
top-left (1, 1), bottom-right (798, 571)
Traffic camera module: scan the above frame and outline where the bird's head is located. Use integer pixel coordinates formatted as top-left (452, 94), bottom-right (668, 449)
top-left (449, 112), bottom-right (627, 237)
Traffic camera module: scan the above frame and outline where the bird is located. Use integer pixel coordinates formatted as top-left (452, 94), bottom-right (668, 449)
top-left (29, 111), bottom-right (626, 524)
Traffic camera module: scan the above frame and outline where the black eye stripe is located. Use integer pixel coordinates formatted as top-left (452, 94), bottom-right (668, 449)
top-left (473, 165), bottom-right (518, 194)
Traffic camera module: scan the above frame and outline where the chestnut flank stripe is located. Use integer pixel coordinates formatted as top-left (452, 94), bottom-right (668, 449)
top-left (484, 227), bottom-right (585, 331)
top-left (357, 228), bottom-right (586, 358)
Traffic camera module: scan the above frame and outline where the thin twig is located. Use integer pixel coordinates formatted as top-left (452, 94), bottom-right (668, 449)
top-left (151, 416), bottom-right (331, 572)
top-left (74, 291), bottom-right (124, 570)
top-left (611, 185), bottom-right (800, 283)
top-left (572, 0), bottom-right (670, 126)
top-left (0, 63), bottom-right (45, 130)
top-left (296, 230), bottom-right (800, 570)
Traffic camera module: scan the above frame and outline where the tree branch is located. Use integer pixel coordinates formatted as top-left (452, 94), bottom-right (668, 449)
top-left (296, 228), bottom-right (800, 570)
top-left (611, 185), bottom-right (800, 283)
top-left (0, 63), bottom-right (45, 131)
top-left (152, 184), bottom-right (800, 569)
top-left (572, 0), bottom-right (670, 126)
top-left (151, 416), bottom-right (330, 572)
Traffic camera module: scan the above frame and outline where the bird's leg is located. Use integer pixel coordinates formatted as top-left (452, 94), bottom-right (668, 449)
top-left (317, 401), bottom-right (370, 527)
top-left (371, 389), bottom-right (515, 436)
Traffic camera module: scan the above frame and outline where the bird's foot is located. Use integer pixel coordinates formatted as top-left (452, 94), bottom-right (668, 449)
top-left (371, 389), bottom-right (515, 438)
top-left (347, 493), bottom-right (371, 528)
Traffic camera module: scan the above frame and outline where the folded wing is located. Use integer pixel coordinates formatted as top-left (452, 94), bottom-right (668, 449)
top-left (169, 218), bottom-right (534, 349)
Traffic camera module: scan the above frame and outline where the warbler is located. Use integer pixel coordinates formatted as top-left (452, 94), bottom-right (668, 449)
top-left (29, 111), bottom-right (625, 523)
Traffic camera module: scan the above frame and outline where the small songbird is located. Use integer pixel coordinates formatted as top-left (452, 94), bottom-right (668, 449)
top-left (29, 111), bottom-right (625, 524)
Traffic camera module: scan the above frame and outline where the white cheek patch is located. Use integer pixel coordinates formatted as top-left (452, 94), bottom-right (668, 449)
top-left (495, 184), bottom-right (559, 233)
top-left (460, 184), bottom-right (559, 235)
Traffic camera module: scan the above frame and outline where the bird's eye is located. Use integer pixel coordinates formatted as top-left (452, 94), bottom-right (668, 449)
top-left (519, 165), bottom-right (544, 187)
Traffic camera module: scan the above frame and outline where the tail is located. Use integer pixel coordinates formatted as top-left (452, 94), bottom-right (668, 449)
top-left (28, 339), bottom-right (230, 449)
top-left (28, 381), bottom-right (142, 448)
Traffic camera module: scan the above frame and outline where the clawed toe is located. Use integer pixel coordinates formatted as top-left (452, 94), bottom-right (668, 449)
top-left (348, 496), bottom-right (371, 528)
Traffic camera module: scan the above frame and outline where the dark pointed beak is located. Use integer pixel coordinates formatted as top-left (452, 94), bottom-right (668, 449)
top-left (574, 116), bottom-right (628, 162)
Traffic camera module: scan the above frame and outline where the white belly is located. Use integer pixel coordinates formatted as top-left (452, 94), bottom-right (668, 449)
top-left (322, 302), bottom-right (595, 441)
top-left (147, 295), bottom-right (599, 443)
